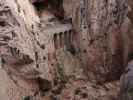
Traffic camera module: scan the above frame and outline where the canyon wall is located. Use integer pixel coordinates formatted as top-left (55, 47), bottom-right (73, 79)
top-left (63, 0), bottom-right (131, 82)
top-left (0, 0), bottom-right (132, 99)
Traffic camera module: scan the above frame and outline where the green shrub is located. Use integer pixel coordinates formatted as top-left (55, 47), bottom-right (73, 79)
top-left (57, 63), bottom-right (67, 83)
top-left (22, 96), bottom-right (31, 100)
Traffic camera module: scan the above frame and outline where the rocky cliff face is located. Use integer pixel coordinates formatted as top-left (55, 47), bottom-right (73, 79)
top-left (63, 0), bottom-right (131, 82)
top-left (0, 0), bottom-right (75, 99)
top-left (0, 0), bottom-right (132, 100)
top-left (0, 0), bottom-right (40, 99)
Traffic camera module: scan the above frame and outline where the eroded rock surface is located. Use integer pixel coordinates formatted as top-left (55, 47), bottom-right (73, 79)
top-left (0, 0), bottom-right (132, 100)
top-left (63, 0), bottom-right (130, 83)
top-left (0, 0), bottom-right (74, 99)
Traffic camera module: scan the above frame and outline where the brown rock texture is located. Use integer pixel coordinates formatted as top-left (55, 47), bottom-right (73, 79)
top-left (63, 0), bottom-right (130, 82)
top-left (0, 0), bottom-right (132, 100)
top-left (0, 0), bottom-right (74, 99)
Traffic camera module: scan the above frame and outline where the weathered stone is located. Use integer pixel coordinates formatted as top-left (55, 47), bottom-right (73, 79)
top-left (0, 0), bottom-right (74, 99)
top-left (0, 0), bottom-right (132, 99)
top-left (63, 0), bottom-right (130, 82)
top-left (119, 60), bottom-right (133, 100)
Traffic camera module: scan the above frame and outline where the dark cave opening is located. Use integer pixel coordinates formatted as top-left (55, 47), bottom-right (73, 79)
top-left (32, 1), bottom-right (48, 15)
top-left (32, 0), bottom-right (64, 20)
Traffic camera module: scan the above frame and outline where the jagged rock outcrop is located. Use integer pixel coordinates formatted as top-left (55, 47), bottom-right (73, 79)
top-left (0, 0), bottom-right (74, 99)
top-left (0, 0), bottom-right (43, 99)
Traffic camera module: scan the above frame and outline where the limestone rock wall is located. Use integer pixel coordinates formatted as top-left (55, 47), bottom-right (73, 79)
top-left (0, 0), bottom-right (74, 99)
top-left (0, 0), bottom-right (54, 99)
top-left (0, 0), bottom-right (132, 99)
top-left (6, 0), bottom-right (40, 30)
top-left (63, 0), bottom-right (130, 82)
top-left (127, 0), bottom-right (133, 54)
